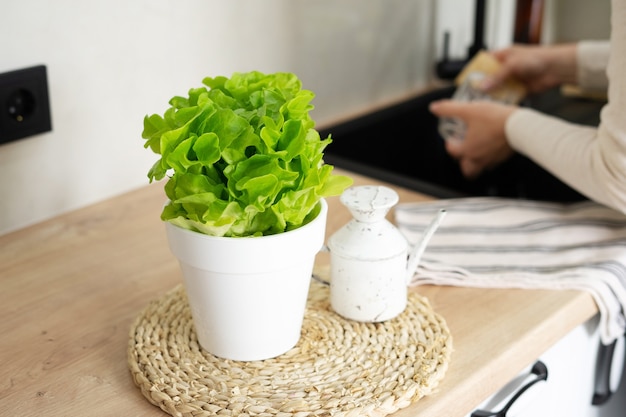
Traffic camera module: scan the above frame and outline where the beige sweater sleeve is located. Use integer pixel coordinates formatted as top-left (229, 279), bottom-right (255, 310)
top-left (577, 40), bottom-right (610, 91)
top-left (506, 0), bottom-right (626, 214)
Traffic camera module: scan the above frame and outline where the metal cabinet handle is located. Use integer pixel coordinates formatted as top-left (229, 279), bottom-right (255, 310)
top-left (471, 360), bottom-right (548, 417)
top-left (593, 334), bottom-right (625, 405)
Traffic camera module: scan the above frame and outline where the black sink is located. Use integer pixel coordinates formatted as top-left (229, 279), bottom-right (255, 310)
top-left (320, 86), bottom-right (605, 202)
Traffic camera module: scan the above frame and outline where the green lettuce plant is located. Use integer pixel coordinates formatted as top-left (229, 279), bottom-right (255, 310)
top-left (142, 71), bottom-right (352, 237)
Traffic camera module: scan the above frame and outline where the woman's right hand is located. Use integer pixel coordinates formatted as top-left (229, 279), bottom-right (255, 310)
top-left (482, 43), bottom-right (578, 94)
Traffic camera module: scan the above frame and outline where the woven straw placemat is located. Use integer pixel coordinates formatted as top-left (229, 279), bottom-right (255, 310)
top-left (128, 280), bottom-right (452, 417)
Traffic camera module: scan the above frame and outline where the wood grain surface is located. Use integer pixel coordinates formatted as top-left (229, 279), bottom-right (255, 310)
top-left (0, 169), bottom-right (597, 416)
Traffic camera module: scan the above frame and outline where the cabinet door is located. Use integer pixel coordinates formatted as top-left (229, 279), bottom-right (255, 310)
top-left (467, 315), bottom-right (602, 417)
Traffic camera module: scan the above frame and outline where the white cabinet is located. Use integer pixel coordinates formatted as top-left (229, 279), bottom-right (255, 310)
top-left (466, 315), bottom-right (626, 417)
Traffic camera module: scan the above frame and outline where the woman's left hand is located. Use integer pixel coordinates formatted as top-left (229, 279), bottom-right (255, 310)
top-left (430, 99), bottom-right (518, 179)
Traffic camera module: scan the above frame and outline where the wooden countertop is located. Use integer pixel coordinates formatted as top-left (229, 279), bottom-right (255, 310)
top-left (0, 170), bottom-right (598, 417)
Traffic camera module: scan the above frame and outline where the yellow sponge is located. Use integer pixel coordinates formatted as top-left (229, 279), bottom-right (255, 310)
top-left (455, 50), bottom-right (527, 104)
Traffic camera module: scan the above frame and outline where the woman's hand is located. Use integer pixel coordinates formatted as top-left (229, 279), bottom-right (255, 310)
top-left (430, 100), bottom-right (517, 179)
top-left (482, 44), bottom-right (578, 93)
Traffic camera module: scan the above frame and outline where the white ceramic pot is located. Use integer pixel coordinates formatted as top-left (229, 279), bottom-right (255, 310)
top-left (165, 199), bottom-right (327, 361)
top-left (327, 186), bottom-right (446, 323)
top-left (328, 186), bottom-right (408, 322)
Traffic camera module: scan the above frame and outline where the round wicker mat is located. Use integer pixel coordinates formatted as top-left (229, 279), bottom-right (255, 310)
top-left (128, 280), bottom-right (452, 417)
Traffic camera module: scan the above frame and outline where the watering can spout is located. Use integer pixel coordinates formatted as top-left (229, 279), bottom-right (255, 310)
top-left (406, 209), bottom-right (446, 284)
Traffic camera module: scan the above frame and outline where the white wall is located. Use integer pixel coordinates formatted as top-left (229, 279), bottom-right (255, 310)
top-left (0, 0), bottom-right (435, 235)
top-left (287, 1), bottom-right (437, 122)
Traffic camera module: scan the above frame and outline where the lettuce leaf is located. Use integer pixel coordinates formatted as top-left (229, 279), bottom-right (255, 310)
top-left (142, 71), bottom-right (352, 237)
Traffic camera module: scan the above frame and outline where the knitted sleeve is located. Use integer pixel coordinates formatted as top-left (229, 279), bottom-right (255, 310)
top-left (577, 40), bottom-right (610, 91)
top-left (506, 0), bottom-right (626, 213)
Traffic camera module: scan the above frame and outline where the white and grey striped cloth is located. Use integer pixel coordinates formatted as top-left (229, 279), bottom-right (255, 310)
top-left (395, 197), bottom-right (626, 345)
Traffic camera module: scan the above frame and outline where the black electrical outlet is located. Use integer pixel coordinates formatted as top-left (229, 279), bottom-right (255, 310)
top-left (0, 65), bottom-right (52, 144)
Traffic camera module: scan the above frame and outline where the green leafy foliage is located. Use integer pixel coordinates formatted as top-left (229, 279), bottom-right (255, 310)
top-left (142, 71), bottom-right (352, 237)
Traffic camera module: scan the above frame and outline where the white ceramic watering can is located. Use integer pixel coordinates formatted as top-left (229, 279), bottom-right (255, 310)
top-left (327, 185), bottom-right (445, 322)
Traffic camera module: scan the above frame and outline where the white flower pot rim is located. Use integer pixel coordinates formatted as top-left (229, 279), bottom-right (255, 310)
top-left (165, 199), bottom-right (328, 274)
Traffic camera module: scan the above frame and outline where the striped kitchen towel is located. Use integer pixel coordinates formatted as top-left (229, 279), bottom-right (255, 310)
top-left (395, 197), bottom-right (626, 345)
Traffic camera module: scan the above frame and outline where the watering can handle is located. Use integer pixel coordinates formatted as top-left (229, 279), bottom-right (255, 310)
top-left (406, 209), bottom-right (446, 284)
